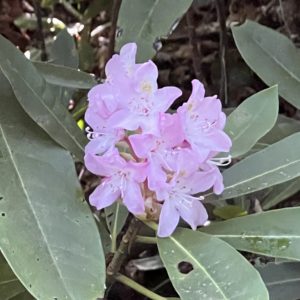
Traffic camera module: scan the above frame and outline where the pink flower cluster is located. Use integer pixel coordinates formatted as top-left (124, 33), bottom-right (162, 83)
top-left (84, 43), bottom-right (232, 237)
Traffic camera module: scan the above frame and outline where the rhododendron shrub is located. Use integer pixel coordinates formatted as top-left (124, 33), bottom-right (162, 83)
top-left (84, 43), bottom-right (232, 237)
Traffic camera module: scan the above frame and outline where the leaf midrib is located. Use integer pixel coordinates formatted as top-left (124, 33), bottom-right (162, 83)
top-left (0, 62), bottom-right (84, 156)
top-left (0, 124), bottom-right (71, 298)
top-left (170, 236), bottom-right (229, 300)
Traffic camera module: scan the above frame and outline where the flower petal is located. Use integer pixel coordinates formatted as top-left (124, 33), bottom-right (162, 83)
top-left (176, 198), bottom-right (208, 230)
top-left (123, 181), bottom-right (145, 214)
top-left (157, 199), bottom-right (180, 237)
top-left (89, 180), bottom-right (120, 210)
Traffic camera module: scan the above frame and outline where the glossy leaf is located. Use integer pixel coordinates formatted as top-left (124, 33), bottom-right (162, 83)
top-left (201, 208), bottom-right (300, 260)
top-left (257, 262), bottom-right (300, 300)
top-left (158, 228), bottom-right (269, 300)
top-left (206, 133), bottom-right (300, 201)
top-left (0, 34), bottom-right (87, 160)
top-left (33, 61), bottom-right (96, 89)
top-left (232, 20), bottom-right (300, 109)
top-left (226, 86), bottom-right (278, 158)
top-left (0, 74), bottom-right (105, 299)
top-left (116, 0), bottom-right (193, 62)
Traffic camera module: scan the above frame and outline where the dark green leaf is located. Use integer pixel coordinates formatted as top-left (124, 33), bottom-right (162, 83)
top-left (232, 20), bottom-right (300, 109)
top-left (116, 0), bottom-right (193, 62)
top-left (158, 228), bottom-right (268, 299)
top-left (0, 34), bottom-right (87, 160)
top-left (201, 208), bottom-right (300, 260)
top-left (0, 74), bottom-right (105, 299)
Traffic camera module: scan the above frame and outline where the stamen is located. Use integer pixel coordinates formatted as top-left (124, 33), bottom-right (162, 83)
top-left (209, 154), bottom-right (232, 166)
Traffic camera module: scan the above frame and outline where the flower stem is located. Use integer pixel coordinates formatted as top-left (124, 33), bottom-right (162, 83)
top-left (115, 273), bottom-right (167, 300)
top-left (135, 235), bottom-right (157, 244)
top-left (139, 219), bottom-right (158, 232)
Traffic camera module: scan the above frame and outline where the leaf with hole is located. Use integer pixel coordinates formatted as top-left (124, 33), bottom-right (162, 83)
top-left (116, 0), bottom-right (193, 62)
top-left (206, 132), bottom-right (300, 201)
top-left (232, 20), bottom-right (300, 109)
top-left (0, 73), bottom-right (105, 299)
top-left (158, 228), bottom-right (269, 299)
top-left (0, 34), bottom-right (87, 160)
top-left (225, 86), bottom-right (278, 158)
top-left (201, 208), bottom-right (300, 260)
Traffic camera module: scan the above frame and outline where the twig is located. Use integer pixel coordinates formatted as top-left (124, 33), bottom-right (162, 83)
top-left (107, 216), bottom-right (141, 278)
top-left (135, 235), bottom-right (157, 244)
top-left (115, 273), bottom-right (167, 300)
top-left (59, 0), bottom-right (82, 20)
top-left (33, 0), bottom-right (47, 61)
top-left (215, 0), bottom-right (228, 106)
top-left (106, 0), bottom-right (122, 65)
top-left (186, 8), bottom-right (205, 84)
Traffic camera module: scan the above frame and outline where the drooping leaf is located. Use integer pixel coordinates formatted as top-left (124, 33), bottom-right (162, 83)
top-left (201, 208), bottom-right (300, 260)
top-left (256, 262), bottom-right (300, 300)
top-left (105, 202), bottom-right (129, 252)
top-left (232, 20), bottom-right (300, 109)
top-left (158, 228), bottom-right (269, 300)
top-left (225, 86), bottom-right (278, 158)
top-left (0, 34), bottom-right (87, 160)
top-left (116, 0), bottom-right (193, 62)
top-left (0, 253), bottom-right (33, 300)
top-left (0, 73), bottom-right (105, 299)
top-left (33, 62), bottom-right (96, 89)
top-left (206, 133), bottom-right (300, 201)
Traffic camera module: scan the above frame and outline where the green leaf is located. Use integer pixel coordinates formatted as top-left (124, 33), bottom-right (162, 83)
top-left (261, 178), bottom-right (300, 210)
top-left (105, 202), bottom-right (129, 252)
top-left (116, 0), bottom-right (193, 62)
top-left (226, 86), bottom-right (278, 158)
top-left (206, 133), bottom-right (300, 201)
top-left (232, 20), bottom-right (300, 109)
top-left (51, 29), bottom-right (79, 68)
top-left (259, 115), bottom-right (300, 146)
top-left (0, 253), bottom-right (33, 300)
top-left (213, 205), bottom-right (247, 220)
top-left (201, 208), bottom-right (300, 260)
top-left (0, 74), bottom-right (105, 299)
top-left (0, 34), bottom-right (87, 160)
top-left (158, 228), bottom-right (269, 300)
top-left (33, 62), bottom-right (96, 89)
top-left (257, 262), bottom-right (300, 300)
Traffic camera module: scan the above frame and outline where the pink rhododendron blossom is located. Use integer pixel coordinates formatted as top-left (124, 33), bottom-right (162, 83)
top-left (84, 42), bottom-right (232, 237)
top-left (178, 79), bottom-right (232, 160)
top-left (84, 149), bottom-right (147, 214)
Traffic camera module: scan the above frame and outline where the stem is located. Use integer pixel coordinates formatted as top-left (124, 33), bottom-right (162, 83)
top-left (33, 0), bottom-right (48, 61)
top-left (107, 217), bottom-right (141, 277)
top-left (139, 219), bottom-right (158, 232)
top-left (59, 0), bottom-right (82, 20)
top-left (115, 273), bottom-right (167, 300)
top-left (186, 7), bottom-right (205, 84)
top-left (135, 235), bottom-right (157, 244)
top-left (72, 103), bottom-right (88, 120)
top-left (215, 0), bottom-right (228, 106)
